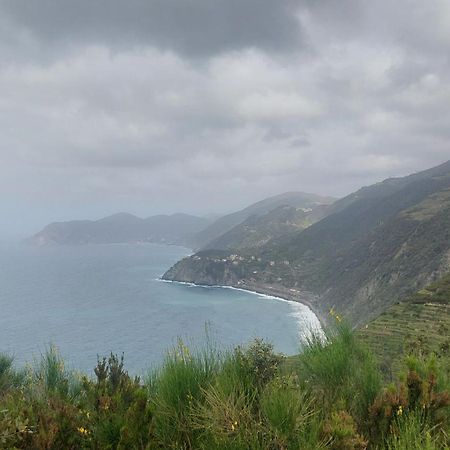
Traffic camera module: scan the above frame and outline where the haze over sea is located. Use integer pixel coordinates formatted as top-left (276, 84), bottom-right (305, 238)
top-left (0, 243), bottom-right (321, 374)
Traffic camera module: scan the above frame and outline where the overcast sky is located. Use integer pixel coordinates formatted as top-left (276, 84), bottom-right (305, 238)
top-left (1, 0), bottom-right (449, 238)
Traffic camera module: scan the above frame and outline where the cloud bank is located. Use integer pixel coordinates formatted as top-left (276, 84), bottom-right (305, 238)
top-left (0, 0), bottom-right (449, 236)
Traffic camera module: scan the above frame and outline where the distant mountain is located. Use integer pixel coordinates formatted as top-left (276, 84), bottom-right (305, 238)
top-left (188, 192), bottom-right (336, 249)
top-left (163, 160), bottom-right (450, 326)
top-left (26, 212), bottom-right (210, 246)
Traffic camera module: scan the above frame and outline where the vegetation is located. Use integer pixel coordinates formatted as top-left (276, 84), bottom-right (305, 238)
top-left (359, 274), bottom-right (450, 380)
top-left (1, 323), bottom-right (448, 449)
top-left (202, 205), bottom-right (330, 252)
top-left (189, 191), bottom-right (335, 250)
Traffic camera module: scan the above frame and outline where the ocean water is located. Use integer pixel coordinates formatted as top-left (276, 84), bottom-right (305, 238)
top-left (0, 243), bottom-right (321, 374)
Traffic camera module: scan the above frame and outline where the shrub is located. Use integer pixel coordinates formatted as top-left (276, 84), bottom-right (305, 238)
top-left (385, 410), bottom-right (445, 450)
top-left (150, 339), bottom-right (219, 448)
top-left (30, 345), bottom-right (81, 401)
top-left (0, 324), bottom-right (448, 449)
top-left (260, 375), bottom-right (322, 449)
top-left (369, 354), bottom-right (450, 445)
top-left (85, 353), bottom-right (145, 449)
top-left (235, 338), bottom-right (284, 389)
top-left (296, 323), bottom-right (381, 429)
top-left (117, 389), bottom-right (152, 449)
top-left (322, 410), bottom-right (367, 450)
top-left (192, 384), bottom-right (258, 449)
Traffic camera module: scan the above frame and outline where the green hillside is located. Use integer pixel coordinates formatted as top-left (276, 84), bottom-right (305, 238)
top-left (188, 191), bottom-right (335, 249)
top-left (164, 160), bottom-right (450, 326)
top-left (358, 274), bottom-right (450, 378)
top-left (203, 204), bottom-right (329, 251)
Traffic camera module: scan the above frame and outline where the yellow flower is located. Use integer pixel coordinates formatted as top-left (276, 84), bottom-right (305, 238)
top-left (78, 426), bottom-right (89, 435)
top-left (396, 406), bottom-right (403, 416)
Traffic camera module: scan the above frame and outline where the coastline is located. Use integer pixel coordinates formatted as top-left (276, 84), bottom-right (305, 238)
top-left (232, 280), bottom-right (327, 331)
top-left (159, 277), bottom-right (327, 331)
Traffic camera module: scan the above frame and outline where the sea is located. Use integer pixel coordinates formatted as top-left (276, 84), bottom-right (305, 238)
top-left (0, 243), bottom-right (321, 375)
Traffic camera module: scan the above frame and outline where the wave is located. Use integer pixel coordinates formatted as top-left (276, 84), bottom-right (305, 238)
top-left (157, 278), bottom-right (323, 341)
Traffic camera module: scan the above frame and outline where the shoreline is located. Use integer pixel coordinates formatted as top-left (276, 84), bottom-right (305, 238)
top-left (232, 280), bottom-right (327, 330)
top-left (159, 277), bottom-right (327, 331)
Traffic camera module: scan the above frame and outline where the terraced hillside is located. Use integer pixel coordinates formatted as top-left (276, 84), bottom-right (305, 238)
top-left (358, 274), bottom-right (450, 378)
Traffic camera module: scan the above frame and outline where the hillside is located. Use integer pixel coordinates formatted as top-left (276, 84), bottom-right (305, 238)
top-left (163, 160), bottom-right (450, 326)
top-left (187, 191), bottom-right (336, 249)
top-left (203, 204), bottom-right (330, 251)
top-left (358, 273), bottom-right (450, 378)
top-left (26, 212), bottom-right (209, 246)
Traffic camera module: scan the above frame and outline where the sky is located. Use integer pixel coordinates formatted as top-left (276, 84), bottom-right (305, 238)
top-left (1, 0), bottom-right (450, 238)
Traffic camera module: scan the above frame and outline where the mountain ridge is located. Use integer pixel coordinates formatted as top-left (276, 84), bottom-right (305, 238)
top-left (188, 191), bottom-right (336, 249)
top-left (26, 192), bottom-right (335, 249)
top-left (26, 212), bottom-right (210, 247)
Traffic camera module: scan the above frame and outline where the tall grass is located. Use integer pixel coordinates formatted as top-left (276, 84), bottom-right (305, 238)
top-left (0, 354), bottom-right (14, 394)
top-left (0, 325), bottom-right (449, 449)
top-left (296, 322), bottom-right (381, 426)
top-left (260, 377), bottom-right (326, 449)
top-left (385, 410), bottom-right (444, 450)
top-left (150, 338), bottom-right (221, 448)
top-left (29, 345), bottom-right (82, 401)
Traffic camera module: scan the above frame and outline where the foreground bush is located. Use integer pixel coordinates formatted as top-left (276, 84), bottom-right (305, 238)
top-left (0, 325), bottom-right (448, 449)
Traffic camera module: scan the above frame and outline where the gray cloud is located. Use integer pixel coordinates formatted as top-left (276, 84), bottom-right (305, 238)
top-left (1, 0), bottom-right (303, 58)
top-left (0, 0), bottom-right (449, 238)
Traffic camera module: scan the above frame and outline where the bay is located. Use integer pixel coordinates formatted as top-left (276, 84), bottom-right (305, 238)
top-left (0, 243), bottom-right (321, 374)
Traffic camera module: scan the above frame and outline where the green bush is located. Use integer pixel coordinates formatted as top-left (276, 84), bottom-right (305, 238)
top-left (260, 376), bottom-right (324, 449)
top-left (192, 384), bottom-right (259, 449)
top-left (369, 354), bottom-right (450, 446)
top-left (385, 410), bottom-right (445, 450)
top-left (0, 325), bottom-right (448, 449)
top-left (296, 323), bottom-right (382, 428)
top-left (322, 410), bottom-right (367, 449)
top-left (150, 339), bottom-right (219, 448)
top-left (235, 338), bottom-right (284, 389)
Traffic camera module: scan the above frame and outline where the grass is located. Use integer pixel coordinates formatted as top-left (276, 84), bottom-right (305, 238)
top-left (151, 340), bottom-right (220, 447)
top-left (385, 410), bottom-right (445, 450)
top-left (0, 354), bottom-right (15, 393)
top-left (294, 323), bottom-right (381, 423)
top-left (0, 322), bottom-right (449, 449)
